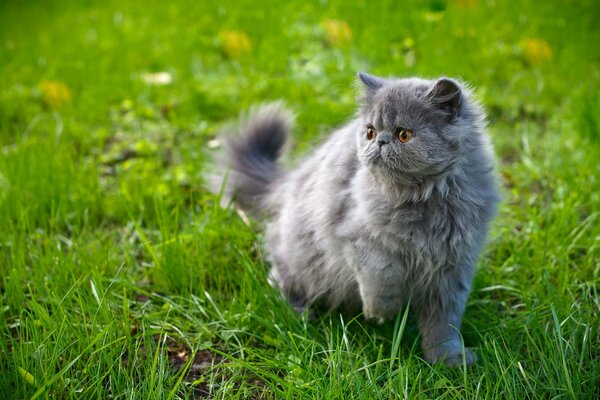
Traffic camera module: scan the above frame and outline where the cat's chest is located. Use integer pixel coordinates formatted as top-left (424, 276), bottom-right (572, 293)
top-left (386, 204), bottom-right (442, 237)
top-left (363, 198), bottom-right (462, 251)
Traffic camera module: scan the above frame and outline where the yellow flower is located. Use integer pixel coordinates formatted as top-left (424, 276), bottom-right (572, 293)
top-left (520, 38), bottom-right (553, 65)
top-left (322, 19), bottom-right (353, 47)
top-left (218, 30), bottom-right (252, 59)
top-left (39, 80), bottom-right (71, 108)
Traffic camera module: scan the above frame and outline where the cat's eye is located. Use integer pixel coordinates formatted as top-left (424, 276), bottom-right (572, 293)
top-left (396, 128), bottom-right (413, 143)
top-left (366, 126), bottom-right (377, 141)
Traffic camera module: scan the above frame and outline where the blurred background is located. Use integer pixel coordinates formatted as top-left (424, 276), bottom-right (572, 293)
top-left (1, 0), bottom-right (599, 398)
top-left (2, 0), bottom-right (598, 185)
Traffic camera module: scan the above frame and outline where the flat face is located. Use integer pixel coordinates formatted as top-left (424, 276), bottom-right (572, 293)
top-left (357, 79), bottom-right (463, 183)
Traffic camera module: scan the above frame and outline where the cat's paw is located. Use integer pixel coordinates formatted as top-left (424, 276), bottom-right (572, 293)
top-left (361, 293), bottom-right (401, 324)
top-left (362, 304), bottom-right (386, 324)
top-left (424, 345), bottom-right (477, 367)
top-left (292, 303), bottom-right (316, 321)
top-left (442, 347), bottom-right (477, 367)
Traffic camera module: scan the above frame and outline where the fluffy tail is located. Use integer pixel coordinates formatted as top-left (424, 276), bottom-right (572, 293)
top-left (222, 103), bottom-right (292, 216)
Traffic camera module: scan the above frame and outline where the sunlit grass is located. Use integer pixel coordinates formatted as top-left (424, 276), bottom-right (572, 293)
top-left (1, 0), bottom-right (598, 398)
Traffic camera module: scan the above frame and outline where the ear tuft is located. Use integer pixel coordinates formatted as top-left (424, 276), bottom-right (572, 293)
top-left (427, 78), bottom-right (462, 118)
top-left (358, 72), bottom-right (385, 90)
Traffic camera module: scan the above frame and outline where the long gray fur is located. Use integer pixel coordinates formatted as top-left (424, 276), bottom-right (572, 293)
top-left (222, 73), bottom-right (500, 366)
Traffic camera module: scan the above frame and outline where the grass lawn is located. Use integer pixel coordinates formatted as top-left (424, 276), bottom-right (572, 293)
top-left (1, 0), bottom-right (599, 398)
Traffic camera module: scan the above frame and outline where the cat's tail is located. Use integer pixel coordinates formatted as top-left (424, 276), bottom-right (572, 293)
top-left (220, 102), bottom-right (292, 216)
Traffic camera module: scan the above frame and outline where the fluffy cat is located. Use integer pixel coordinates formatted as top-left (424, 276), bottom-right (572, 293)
top-left (221, 72), bottom-right (500, 366)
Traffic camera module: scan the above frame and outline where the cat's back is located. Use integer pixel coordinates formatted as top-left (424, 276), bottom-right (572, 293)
top-left (271, 121), bottom-right (361, 223)
top-left (265, 121), bottom-right (364, 306)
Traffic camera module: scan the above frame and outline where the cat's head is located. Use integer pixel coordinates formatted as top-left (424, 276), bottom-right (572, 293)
top-left (356, 72), bottom-right (481, 186)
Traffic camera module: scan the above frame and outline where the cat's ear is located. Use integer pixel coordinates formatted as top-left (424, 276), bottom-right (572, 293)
top-left (426, 78), bottom-right (463, 118)
top-left (358, 72), bottom-right (385, 91)
top-left (358, 72), bottom-right (385, 107)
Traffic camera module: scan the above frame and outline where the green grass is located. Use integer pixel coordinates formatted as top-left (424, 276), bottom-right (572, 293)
top-left (1, 0), bottom-right (599, 398)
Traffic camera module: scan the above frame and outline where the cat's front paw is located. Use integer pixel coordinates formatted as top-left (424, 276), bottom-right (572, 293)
top-left (361, 293), bottom-right (402, 324)
top-left (424, 345), bottom-right (477, 367)
top-left (443, 347), bottom-right (477, 367)
top-left (363, 302), bottom-right (395, 325)
top-left (362, 304), bottom-right (386, 324)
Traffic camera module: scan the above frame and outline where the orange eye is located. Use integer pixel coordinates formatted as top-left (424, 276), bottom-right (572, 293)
top-left (397, 129), bottom-right (413, 143)
top-left (366, 127), bottom-right (376, 140)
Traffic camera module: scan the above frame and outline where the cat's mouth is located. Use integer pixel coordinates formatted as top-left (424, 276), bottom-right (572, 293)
top-left (375, 146), bottom-right (400, 169)
top-left (366, 148), bottom-right (415, 183)
top-left (368, 146), bottom-right (456, 184)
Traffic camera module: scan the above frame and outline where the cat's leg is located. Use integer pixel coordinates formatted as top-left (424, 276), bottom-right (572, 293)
top-left (416, 267), bottom-right (476, 366)
top-left (347, 241), bottom-right (403, 323)
top-left (355, 264), bottom-right (404, 324)
top-left (268, 263), bottom-right (310, 313)
top-left (266, 221), bottom-right (315, 316)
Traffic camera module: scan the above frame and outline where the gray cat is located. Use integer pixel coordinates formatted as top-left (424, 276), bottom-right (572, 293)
top-left (221, 72), bottom-right (500, 366)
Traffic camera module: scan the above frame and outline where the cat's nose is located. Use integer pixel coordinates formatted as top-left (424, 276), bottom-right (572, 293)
top-left (377, 131), bottom-right (391, 147)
